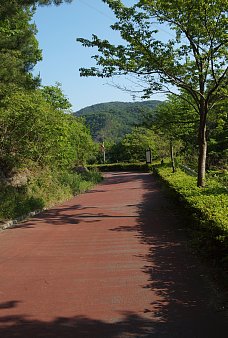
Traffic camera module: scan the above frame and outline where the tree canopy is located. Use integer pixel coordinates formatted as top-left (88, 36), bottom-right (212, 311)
top-left (0, 5), bottom-right (42, 94)
top-left (77, 0), bottom-right (228, 186)
top-left (41, 83), bottom-right (72, 112)
top-left (0, 0), bottom-right (95, 177)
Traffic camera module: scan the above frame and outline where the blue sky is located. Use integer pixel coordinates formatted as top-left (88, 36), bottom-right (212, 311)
top-left (33, 0), bottom-right (168, 111)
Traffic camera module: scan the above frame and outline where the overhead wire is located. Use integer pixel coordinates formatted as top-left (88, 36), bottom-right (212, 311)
top-left (78, 0), bottom-right (194, 57)
top-left (78, 0), bottom-right (114, 21)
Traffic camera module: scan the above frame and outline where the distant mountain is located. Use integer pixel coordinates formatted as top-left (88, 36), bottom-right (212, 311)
top-left (74, 100), bottom-right (162, 142)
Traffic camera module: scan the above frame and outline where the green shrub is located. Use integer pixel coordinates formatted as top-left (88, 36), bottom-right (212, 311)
top-left (154, 164), bottom-right (228, 267)
top-left (88, 162), bottom-right (153, 172)
top-left (0, 185), bottom-right (45, 220)
top-left (0, 167), bottom-right (102, 223)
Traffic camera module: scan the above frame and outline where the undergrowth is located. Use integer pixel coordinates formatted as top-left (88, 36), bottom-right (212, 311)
top-left (88, 162), bottom-right (154, 172)
top-left (0, 167), bottom-right (102, 222)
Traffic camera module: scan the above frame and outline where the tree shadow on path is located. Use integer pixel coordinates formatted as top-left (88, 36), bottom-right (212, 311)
top-left (1, 173), bottom-right (227, 337)
top-left (0, 308), bottom-right (171, 338)
top-left (110, 173), bottom-right (228, 337)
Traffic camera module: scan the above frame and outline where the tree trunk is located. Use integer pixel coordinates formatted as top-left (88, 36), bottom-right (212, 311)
top-left (170, 140), bottom-right (176, 173)
top-left (197, 101), bottom-right (208, 187)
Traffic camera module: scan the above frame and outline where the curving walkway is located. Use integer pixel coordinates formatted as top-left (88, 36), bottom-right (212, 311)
top-left (0, 172), bottom-right (227, 337)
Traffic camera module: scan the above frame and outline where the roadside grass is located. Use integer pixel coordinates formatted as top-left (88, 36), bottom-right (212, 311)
top-left (0, 167), bottom-right (102, 223)
top-left (153, 164), bottom-right (228, 271)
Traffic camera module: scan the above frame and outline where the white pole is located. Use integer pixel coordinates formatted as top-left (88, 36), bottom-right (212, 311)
top-left (103, 141), bottom-right (106, 163)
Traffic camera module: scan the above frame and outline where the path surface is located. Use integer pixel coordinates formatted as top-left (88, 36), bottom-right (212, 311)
top-left (0, 172), bottom-right (227, 337)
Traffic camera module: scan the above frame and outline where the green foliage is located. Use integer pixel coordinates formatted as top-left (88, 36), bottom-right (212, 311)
top-left (151, 94), bottom-right (198, 141)
top-left (0, 87), bottom-right (95, 175)
top-left (110, 127), bottom-right (157, 162)
top-left (78, 0), bottom-right (227, 101)
top-left (0, 0), bottom-right (73, 9)
top-left (89, 162), bottom-right (153, 172)
top-left (0, 167), bottom-right (102, 222)
top-left (155, 165), bottom-right (228, 230)
top-left (0, 4), bottom-right (42, 92)
top-left (41, 83), bottom-right (72, 112)
top-left (35, 0), bottom-right (73, 5)
top-left (147, 93), bottom-right (199, 168)
top-left (207, 97), bottom-right (228, 169)
top-left (75, 100), bottom-right (161, 142)
top-left (154, 164), bottom-right (228, 266)
top-left (0, 185), bottom-right (45, 221)
top-left (0, 0), bottom-right (100, 225)
top-left (143, 92), bottom-right (227, 174)
top-left (207, 169), bottom-right (228, 187)
top-left (78, 0), bottom-right (228, 186)
top-left (149, 93), bottom-right (228, 171)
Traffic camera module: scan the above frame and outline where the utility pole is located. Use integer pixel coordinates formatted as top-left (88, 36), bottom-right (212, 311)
top-left (102, 141), bottom-right (106, 163)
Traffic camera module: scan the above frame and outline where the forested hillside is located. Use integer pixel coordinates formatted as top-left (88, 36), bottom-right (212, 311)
top-left (74, 100), bottom-right (161, 141)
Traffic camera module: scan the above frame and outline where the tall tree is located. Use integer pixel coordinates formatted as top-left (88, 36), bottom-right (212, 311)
top-left (0, 0), bottom-right (73, 93)
top-left (149, 94), bottom-right (199, 171)
top-left (0, 3), bottom-right (42, 94)
top-left (0, 0), bottom-right (75, 175)
top-left (41, 83), bottom-right (72, 112)
top-left (77, 0), bottom-right (228, 186)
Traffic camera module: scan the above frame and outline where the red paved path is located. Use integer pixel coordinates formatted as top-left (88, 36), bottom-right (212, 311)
top-left (0, 172), bottom-right (227, 337)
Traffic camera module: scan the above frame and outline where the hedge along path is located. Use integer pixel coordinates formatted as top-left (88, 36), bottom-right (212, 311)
top-left (0, 172), bottom-right (227, 338)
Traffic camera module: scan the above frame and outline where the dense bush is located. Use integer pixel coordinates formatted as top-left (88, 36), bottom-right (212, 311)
top-left (0, 168), bottom-right (102, 222)
top-left (154, 164), bottom-right (228, 268)
top-left (0, 88), bottom-right (95, 175)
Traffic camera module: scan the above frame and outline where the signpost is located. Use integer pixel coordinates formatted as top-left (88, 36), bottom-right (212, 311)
top-left (146, 149), bottom-right (152, 164)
